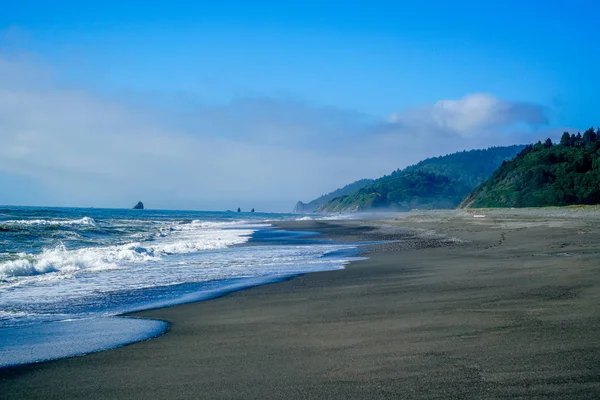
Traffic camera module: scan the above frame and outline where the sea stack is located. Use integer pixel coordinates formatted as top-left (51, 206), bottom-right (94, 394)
top-left (133, 201), bottom-right (144, 210)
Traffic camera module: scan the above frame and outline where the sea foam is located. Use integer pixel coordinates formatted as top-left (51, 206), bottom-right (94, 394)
top-left (3, 217), bottom-right (97, 227)
top-left (0, 221), bottom-right (257, 281)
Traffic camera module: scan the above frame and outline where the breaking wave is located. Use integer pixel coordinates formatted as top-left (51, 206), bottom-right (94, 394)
top-left (0, 222), bottom-right (257, 280)
top-left (3, 217), bottom-right (97, 227)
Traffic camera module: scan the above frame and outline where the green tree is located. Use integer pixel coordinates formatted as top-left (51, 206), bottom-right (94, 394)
top-left (582, 127), bottom-right (596, 144)
top-left (462, 128), bottom-right (600, 208)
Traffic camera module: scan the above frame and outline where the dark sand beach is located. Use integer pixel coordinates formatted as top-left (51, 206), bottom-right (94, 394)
top-left (2, 210), bottom-right (600, 399)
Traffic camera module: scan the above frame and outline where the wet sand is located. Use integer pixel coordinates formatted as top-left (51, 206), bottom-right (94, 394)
top-left (2, 211), bottom-right (600, 399)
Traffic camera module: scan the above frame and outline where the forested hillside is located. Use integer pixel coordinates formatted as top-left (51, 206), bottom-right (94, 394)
top-left (317, 171), bottom-right (471, 212)
top-left (316, 145), bottom-right (524, 212)
top-left (461, 128), bottom-right (600, 208)
top-left (293, 179), bottom-right (374, 213)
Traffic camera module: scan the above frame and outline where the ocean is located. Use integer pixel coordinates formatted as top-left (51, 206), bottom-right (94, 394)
top-left (0, 206), bottom-right (361, 367)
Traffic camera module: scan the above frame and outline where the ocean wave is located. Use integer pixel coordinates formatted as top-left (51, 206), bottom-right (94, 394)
top-left (159, 220), bottom-right (269, 235)
top-left (2, 217), bottom-right (97, 227)
top-left (186, 220), bottom-right (268, 229)
top-left (0, 224), bottom-right (257, 280)
top-left (294, 214), bottom-right (354, 221)
top-left (0, 310), bottom-right (53, 321)
top-left (0, 310), bottom-right (30, 319)
top-left (0, 244), bottom-right (123, 279)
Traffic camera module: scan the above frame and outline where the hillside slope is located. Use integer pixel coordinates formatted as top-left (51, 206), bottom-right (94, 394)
top-left (401, 145), bottom-right (524, 188)
top-left (460, 128), bottom-right (600, 208)
top-left (318, 145), bottom-right (524, 212)
top-left (293, 179), bottom-right (374, 213)
top-left (318, 171), bottom-right (472, 212)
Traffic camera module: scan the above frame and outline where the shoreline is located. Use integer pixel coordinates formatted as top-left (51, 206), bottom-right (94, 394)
top-left (3, 211), bottom-right (600, 398)
top-left (0, 219), bottom-right (429, 372)
top-left (0, 225), bottom-right (361, 370)
top-left (0, 275), bottom-right (307, 370)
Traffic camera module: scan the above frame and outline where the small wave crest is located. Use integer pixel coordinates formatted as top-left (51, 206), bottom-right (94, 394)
top-left (3, 217), bottom-right (97, 227)
top-left (294, 214), bottom-right (354, 221)
top-left (185, 220), bottom-right (267, 229)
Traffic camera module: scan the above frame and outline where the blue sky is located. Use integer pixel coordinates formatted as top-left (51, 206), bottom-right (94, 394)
top-left (0, 1), bottom-right (598, 210)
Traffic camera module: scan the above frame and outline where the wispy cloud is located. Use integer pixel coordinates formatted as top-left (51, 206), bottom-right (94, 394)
top-left (0, 55), bottom-right (561, 211)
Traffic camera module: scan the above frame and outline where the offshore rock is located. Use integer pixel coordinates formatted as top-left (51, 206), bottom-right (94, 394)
top-left (133, 201), bottom-right (144, 210)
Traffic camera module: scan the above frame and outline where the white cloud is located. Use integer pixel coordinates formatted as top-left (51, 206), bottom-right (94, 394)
top-left (388, 93), bottom-right (548, 137)
top-left (0, 56), bottom-right (557, 211)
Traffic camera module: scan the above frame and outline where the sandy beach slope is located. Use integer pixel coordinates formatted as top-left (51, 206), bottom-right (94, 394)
top-left (2, 210), bottom-right (600, 399)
